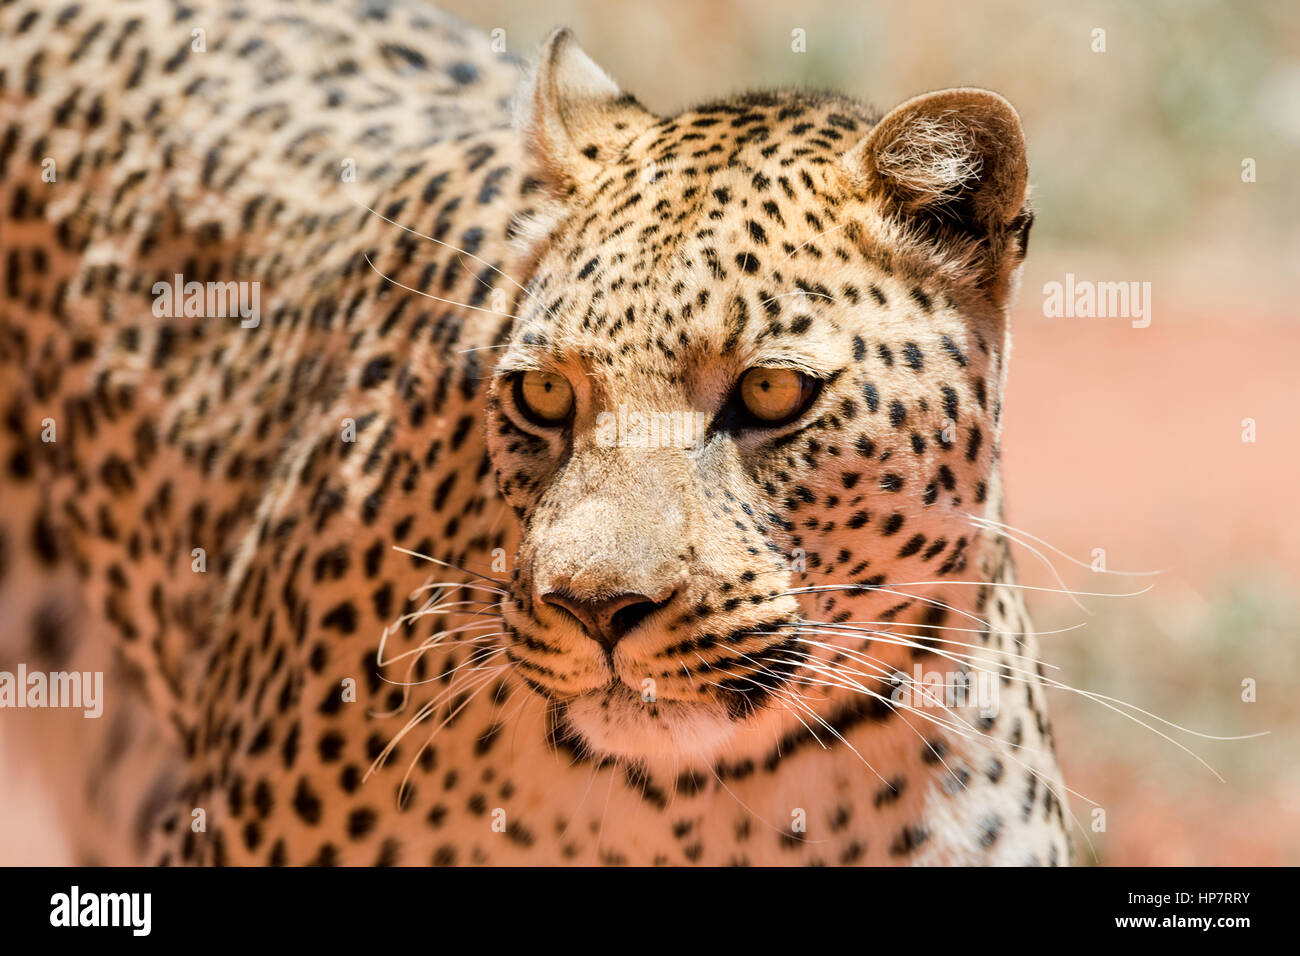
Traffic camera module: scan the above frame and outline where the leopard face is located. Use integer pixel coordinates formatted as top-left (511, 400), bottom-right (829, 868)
top-left (485, 32), bottom-right (1034, 767)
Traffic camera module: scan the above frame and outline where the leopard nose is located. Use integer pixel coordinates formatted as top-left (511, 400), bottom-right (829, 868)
top-left (541, 590), bottom-right (674, 649)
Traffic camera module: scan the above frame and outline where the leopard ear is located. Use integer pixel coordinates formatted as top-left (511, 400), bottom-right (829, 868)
top-left (519, 28), bottom-right (658, 194)
top-left (842, 88), bottom-right (1032, 294)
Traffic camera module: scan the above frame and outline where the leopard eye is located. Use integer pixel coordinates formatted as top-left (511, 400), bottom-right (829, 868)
top-left (513, 370), bottom-right (574, 427)
top-left (737, 367), bottom-right (821, 426)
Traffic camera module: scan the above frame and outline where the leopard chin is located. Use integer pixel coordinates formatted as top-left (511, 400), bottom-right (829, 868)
top-left (558, 685), bottom-right (747, 765)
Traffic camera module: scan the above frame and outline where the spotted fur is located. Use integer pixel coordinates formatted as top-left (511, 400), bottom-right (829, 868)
top-left (0, 0), bottom-right (1069, 865)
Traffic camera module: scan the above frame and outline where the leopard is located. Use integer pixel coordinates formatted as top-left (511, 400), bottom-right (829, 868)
top-left (0, 0), bottom-right (1072, 866)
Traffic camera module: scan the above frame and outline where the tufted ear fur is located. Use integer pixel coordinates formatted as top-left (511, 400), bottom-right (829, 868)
top-left (518, 28), bottom-right (658, 194)
top-left (842, 88), bottom-right (1033, 297)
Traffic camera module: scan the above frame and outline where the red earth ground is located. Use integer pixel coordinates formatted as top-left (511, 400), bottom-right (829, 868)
top-left (1000, 311), bottom-right (1299, 865)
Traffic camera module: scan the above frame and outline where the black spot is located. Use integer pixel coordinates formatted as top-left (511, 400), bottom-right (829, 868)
top-left (976, 813), bottom-right (1002, 848)
top-left (897, 534), bottom-right (926, 558)
top-left (31, 601), bottom-right (73, 667)
top-left (433, 844), bottom-right (456, 866)
top-left (31, 510), bottom-right (60, 565)
top-left (447, 61), bottom-right (479, 85)
top-left (941, 334), bottom-right (968, 367)
top-left (347, 807), bottom-right (376, 839)
top-left (360, 356), bottom-right (393, 388)
top-left (921, 739), bottom-right (948, 763)
top-left (889, 824), bottom-right (931, 856)
top-left (321, 601), bottom-right (358, 634)
top-left (292, 778), bottom-right (322, 825)
top-left (318, 731), bottom-right (345, 762)
top-left (941, 386), bottom-right (959, 422)
top-left (874, 776), bottom-right (906, 807)
top-left (382, 43), bottom-right (428, 71)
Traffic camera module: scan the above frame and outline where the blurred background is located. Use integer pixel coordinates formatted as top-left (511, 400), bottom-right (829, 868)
top-left (447, 0), bottom-right (1300, 864)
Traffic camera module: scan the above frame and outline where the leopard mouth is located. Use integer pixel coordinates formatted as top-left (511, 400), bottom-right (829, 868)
top-left (540, 631), bottom-right (809, 764)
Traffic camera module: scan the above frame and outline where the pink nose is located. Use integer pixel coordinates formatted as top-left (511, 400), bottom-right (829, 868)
top-left (541, 591), bottom-right (673, 649)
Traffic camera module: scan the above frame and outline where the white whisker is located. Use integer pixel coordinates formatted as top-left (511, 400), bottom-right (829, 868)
top-left (966, 513), bottom-right (1165, 576)
top-left (352, 197), bottom-right (559, 322)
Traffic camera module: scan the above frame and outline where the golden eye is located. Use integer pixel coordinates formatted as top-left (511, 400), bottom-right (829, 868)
top-left (738, 367), bottom-right (820, 425)
top-left (513, 370), bottom-right (574, 426)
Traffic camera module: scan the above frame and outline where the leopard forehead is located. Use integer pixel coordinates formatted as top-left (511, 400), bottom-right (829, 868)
top-left (503, 91), bottom-right (1002, 390)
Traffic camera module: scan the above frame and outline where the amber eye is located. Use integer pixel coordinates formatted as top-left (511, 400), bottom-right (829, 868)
top-left (737, 367), bottom-right (821, 426)
top-left (513, 370), bottom-right (574, 427)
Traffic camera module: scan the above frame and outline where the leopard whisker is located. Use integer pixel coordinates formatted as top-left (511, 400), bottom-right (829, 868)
top-left (374, 634), bottom-right (508, 689)
top-left (971, 517), bottom-right (1091, 613)
top-left (779, 643), bottom-right (1062, 768)
top-left (847, 657), bottom-right (1105, 861)
top-left (768, 655), bottom-right (986, 788)
top-left (352, 196), bottom-right (560, 322)
top-left (377, 616), bottom-right (503, 669)
top-left (823, 652), bottom-right (1104, 861)
top-left (779, 220), bottom-right (850, 263)
top-left (694, 650), bottom-right (826, 709)
top-left (799, 623), bottom-right (1264, 781)
top-left (794, 623), bottom-right (1056, 689)
top-left (362, 251), bottom-right (529, 320)
top-left (387, 662), bottom-right (513, 798)
top-left (694, 652), bottom-right (834, 740)
top-left (965, 512), bottom-right (1165, 577)
top-left (754, 619), bottom-right (1046, 681)
top-left (793, 618), bottom-right (1061, 672)
top-left (821, 616), bottom-right (1265, 746)
top-left (375, 653), bottom-right (498, 753)
top-left (457, 342), bottom-right (542, 354)
top-left (402, 646), bottom-right (509, 725)
top-left (797, 578), bottom-right (1156, 601)
top-left (820, 618), bottom-right (1089, 638)
top-left (782, 583), bottom-right (993, 629)
top-left (704, 652), bottom-right (894, 789)
top-left (372, 638), bottom-right (508, 717)
top-left (757, 289), bottom-right (838, 309)
top-left (389, 546), bottom-right (509, 587)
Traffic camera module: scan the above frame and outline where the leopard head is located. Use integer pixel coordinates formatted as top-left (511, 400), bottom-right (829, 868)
top-left (484, 29), bottom-right (1032, 767)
